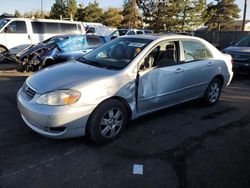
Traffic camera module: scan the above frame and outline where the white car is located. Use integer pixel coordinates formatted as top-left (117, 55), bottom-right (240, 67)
top-left (17, 34), bottom-right (233, 143)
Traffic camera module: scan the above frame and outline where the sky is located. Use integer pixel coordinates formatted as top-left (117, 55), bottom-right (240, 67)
top-left (0, 0), bottom-right (249, 19)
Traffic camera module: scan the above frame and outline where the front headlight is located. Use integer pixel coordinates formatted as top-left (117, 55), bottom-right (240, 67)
top-left (37, 90), bottom-right (81, 105)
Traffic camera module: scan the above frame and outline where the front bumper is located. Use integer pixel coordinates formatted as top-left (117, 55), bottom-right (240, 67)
top-left (233, 61), bottom-right (250, 73)
top-left (17, 88), bottom-right (96, 139)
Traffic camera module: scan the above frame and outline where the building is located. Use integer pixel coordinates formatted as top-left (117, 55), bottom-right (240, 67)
top-left (223, 20), bottom-right (250, 31)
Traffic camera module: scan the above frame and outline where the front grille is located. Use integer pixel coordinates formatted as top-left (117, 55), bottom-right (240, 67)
top-left (23, 83), bottom-right (36, 100)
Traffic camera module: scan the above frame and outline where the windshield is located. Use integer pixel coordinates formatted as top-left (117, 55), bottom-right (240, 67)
top-left (81, 37), bottom-right (152, 70)
top-left (235, 35), bottom-right (250, 47)
top-left (0, 19), bottom-right (9, 31)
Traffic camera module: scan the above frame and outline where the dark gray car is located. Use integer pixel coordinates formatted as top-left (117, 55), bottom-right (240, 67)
top-left (223, 35), bottom-right (250, 74)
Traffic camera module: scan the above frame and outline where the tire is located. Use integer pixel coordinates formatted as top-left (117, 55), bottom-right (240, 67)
top-left (16, 64), bottom-right (25, 72)
top-left (0, 46), bottom-right (7, 62)
top-left (203, 78), bottom-right (222, 106)
top-left (87, 99), bottom-right (129, 144)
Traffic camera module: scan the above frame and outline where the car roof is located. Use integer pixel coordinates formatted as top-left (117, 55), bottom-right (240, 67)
top-left (4, 17), bottom-right (82, 24)
top-left (122, 33), bottom-right (197, 41)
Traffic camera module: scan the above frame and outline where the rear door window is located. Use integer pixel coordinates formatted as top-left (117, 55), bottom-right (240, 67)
top-left (60, 23), bottom-right (78, 33)
top-left (182, 40), bottom-right (213, 62)
top-left (32, 22), bottom-right (78, 34)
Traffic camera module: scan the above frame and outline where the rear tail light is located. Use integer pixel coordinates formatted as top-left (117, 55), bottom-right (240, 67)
top-left (231, 58), bottom-right (234, 65)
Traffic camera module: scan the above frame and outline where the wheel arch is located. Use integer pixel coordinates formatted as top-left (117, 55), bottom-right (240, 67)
top-left (0, 44), bottom-right (8, 52)
top-left (87, 96), bottom-right (132, 125)
top-left (85, 96), bottom-right (132, 142)
top-left (111, 96), bottom-right (132, 120)
top-left (214, 74), bottom-right (224, 86)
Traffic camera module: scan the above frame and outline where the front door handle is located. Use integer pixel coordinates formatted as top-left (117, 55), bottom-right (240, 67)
top-left (175, 68), bottom-right (184, 73)
top-left (28, 34), bottom-right (31, 40)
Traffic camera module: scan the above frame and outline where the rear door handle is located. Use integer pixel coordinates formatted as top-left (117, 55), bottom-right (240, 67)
top-left (175, 68), bottom-right (184, 73)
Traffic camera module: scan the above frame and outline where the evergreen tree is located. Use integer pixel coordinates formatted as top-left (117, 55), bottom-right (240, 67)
top-left (76, 1), bottom-right (103, 22)
top-left (66, 0), bottom-right (77, 20)
top-left (121, 0), bottom-right (141, 28)
top-left (102, 8), bottom-right (122, 28)
top-left (75, 3), bottom-right (84, 21)
top-left (14, 10), bottom-right (21, 18)
top-left (177, 0), bottom-right (207, 30)
top-left (50, 0), bottom-right (68, 19)
top-left (137, 0), bottom-right (179, 30)
top-left (205, 0), bottom-right (240, 30)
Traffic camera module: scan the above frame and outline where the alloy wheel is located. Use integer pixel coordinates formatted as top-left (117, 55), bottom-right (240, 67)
top-left (99, 108), bottom-right (124, 138)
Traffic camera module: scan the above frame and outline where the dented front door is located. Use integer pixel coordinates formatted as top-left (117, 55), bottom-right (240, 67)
top-left (137, 65), bottom-right (185, 114)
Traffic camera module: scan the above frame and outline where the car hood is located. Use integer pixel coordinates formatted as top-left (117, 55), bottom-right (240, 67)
top-left (223, 46), bottom-right (250, 54)
top-left (26, 60), bottom-right (115, 94)
top-left (18, 43), bottom-right (55, 60)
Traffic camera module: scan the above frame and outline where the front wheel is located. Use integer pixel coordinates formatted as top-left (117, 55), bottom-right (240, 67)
top-left (87, 99), bottom-right (129, 144)
top-left (203, 78), bottom-right (222, 106)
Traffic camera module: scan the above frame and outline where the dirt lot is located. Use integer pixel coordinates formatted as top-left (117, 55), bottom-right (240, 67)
top-left (0, 69), bottom-right (250, 188)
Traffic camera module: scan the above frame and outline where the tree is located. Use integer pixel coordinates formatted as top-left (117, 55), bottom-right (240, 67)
top-left (75, 3), bottom-right (84, 21)
top-left (121, 0), bottom-right (141, 28)
top-left (14, 10), bottom-right (21, 18)
top-left (76, 1), bottom-right (103, 22)
top-left (50, 0), bottom-right (68, 19)
top-left (204, 0), bottom-right (240, 30)
top-left (102, 8), bottom-right (122, 27)
top-left (23, 11), bottom-right (46, 18)
top-left (66, 0), bottom-right (77, 20)
top-left (137, 0), bottom-right (180, 30)
top-left (177, 0), bottom-right (207, 31)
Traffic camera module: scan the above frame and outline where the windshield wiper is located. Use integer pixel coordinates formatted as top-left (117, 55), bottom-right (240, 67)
top-left (78, 57), bottom-right (105, 68)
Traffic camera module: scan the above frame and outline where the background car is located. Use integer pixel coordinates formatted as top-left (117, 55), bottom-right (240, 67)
top-left (16, 34), bottom-right (107, 72)
top-left (222, 35), bottom-right (250, 74)
top-left (17, 34), bottom-right (233, 144)
top-left (108, 29), bottom-right (153, 40)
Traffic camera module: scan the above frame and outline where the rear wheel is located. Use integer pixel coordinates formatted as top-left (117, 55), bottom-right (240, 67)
top-left (87, 99), bottom-right (128, 144)
top-left (203, 78), bottom-right (222, 106)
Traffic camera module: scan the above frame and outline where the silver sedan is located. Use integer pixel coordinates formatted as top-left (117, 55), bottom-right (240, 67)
top-left (17, 34), bottom-right (234, 143)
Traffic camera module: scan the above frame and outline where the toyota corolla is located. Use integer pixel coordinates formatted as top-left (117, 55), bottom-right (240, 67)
top-left (17, 34), bottom-right (234, 144)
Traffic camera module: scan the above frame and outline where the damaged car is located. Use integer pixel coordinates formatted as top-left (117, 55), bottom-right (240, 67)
top-left (17, 35), bottom-right (233, 144)
top-left (16, 34), bottom-right (107, 72)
